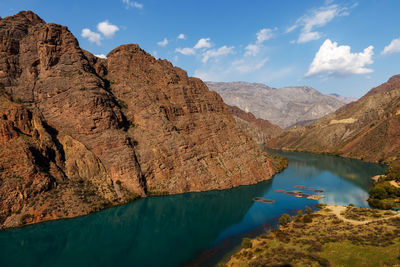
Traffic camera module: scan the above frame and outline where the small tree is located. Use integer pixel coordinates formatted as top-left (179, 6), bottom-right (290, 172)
top-left (369, 186), bottom-right (388, 199)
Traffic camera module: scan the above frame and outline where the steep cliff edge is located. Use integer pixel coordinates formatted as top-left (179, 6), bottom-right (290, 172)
top-left (267, 75), bottom-right (400, 164)
top-left (0, 11), bottom-right (284, 228)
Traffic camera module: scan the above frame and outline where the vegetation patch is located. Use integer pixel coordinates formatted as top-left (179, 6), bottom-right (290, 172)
top-left (222, 206), bottom-right (400, 267)
top-left (368, 167), bottom-right (400, 210)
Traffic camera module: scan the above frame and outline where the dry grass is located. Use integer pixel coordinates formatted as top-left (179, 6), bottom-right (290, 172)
top-left (223, 206), bottom-right (400, 267)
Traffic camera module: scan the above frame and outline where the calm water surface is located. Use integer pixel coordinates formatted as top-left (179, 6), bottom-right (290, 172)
top-left (0, 150), bottom-right (385, 267)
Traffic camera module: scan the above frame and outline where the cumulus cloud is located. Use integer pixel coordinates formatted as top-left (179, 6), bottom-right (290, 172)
top-left (81, 28), bottom-right (102, 45)
top-left (122, 0), bottom-right (143, 9)
top-left (177, 33), bottom-right (186, 40)
top-left (97, 20), bottom-right (119, 38)
top-left (305, 39), bottom-right (374, 78)
top-left (157, 38), bottom-right (168, 47)
top-left (202, 46), bottom-right (234, 63)
top-left (382, 38), bottom-right (400, 55)
top-left (94, 54), bottom-right (107, 59)
top-left (194, 38), bottom-right (212, 49)
top-left (256, 28), bottom-right (274, 44)
top-left (289, 4), bottom-right (349, 43)
top-left (175, 47), bottom-right (196, 55)
top-left (244, 44), bottom-right (260, 56)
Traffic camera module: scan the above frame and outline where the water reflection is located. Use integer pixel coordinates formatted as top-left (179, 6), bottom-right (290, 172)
top-left (265, 148), bottom-right (386, 190)
top-left (0, 180), bottom-right (271, 267)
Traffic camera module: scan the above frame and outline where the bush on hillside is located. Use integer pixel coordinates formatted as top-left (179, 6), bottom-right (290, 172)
top-left (241, 238), bottom-right (252, 249)
top-left (279, 213), bottom-right (292, 226)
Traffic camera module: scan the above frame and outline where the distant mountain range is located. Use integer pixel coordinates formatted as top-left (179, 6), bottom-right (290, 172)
top-left (267, 74), bottom-right (400, 164)
top-left (206, 82), bottom-right (356, 129)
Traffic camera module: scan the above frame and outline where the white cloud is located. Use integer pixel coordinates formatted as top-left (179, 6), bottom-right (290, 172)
top-left (194, 38), bottom-right (212, 49)
top-left (202, 46), bottom-right (234, 63)
top-left (382, 38), bottom-right (400, 55)
top-left (305, 39), bottom-right (374, 78)
top-left (175, 47), bottom-right (196, 55)
top-left (177, 33), bottom-right (186, 40)
top-left (244, 44), bottom-right (260, 56)
top-left (243, 28), bottom-right (274, 57)
top-left (298, 31), bottom-right (320, 43)
top-left (122, 0), bottom-right (143, 9)
top-left (256, 28), bottom-right (273, 44)
top-left (94, 54), bottom-right (107, 59)
top-left (97, 20), bottom-right (119, 38)
top-left (157, 38), bottom-right (168, 47)
top-left (289, 4), bottom-right (349, 43)
top-left (81, 28), bottom-right (102, 45)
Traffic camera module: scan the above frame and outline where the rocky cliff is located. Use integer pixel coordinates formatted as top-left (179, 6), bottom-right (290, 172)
top-left (267, 75), bottom-right (400, 163)
top-left (206, 82), bottom-right (349, 129)
top-left (0, 11), bottom-right (285, 228)
top-left (226, 105), bottom-right (283, 144)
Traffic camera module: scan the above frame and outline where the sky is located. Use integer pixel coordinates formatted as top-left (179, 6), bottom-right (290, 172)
top-left (1, 0), bottom-right (400, 98)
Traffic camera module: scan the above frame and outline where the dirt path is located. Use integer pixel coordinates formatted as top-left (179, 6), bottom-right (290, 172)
top-left (326, 205), bottom-right (400, 225)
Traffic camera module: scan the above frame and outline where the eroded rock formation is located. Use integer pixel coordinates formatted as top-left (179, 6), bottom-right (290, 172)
top-left (0, 11), bottom-right (285, 228)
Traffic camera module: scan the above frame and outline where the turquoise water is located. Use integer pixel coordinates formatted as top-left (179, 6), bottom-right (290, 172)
top-left (0, 150), bottom-right (385, 267)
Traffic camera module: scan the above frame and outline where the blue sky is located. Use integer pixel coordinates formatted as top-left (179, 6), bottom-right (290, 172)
top-left (1, 0), bottom-right (400, 97)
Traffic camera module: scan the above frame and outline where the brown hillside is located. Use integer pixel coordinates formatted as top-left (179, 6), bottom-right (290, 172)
top-left (267, 75), bottom-right (400, 163)
top-left (226, 105), bottom-right (283, 144)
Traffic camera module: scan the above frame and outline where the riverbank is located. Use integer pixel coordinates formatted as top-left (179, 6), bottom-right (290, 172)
top-left (223, 205), bottom-right (400, 266)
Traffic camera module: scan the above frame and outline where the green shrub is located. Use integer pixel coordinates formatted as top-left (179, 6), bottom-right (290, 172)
top-left (369, 186), bottom-right (388, 199)
top-left (241, 238), bottom-right (252, 249)
top-left (305, 206), bottom-right (312, 215)
top-left (303, 214), bottom-right (313, 223)
top-left (367, 198), bottom-right (392, 210)
top-left (279, 213), bottom-right (292, 226)
top-left (116, 180), bottom-right (121, 186)
top-left (297, 210), bottom-right (303, 216)
top-left (317, 257), bottom-right (330, 267)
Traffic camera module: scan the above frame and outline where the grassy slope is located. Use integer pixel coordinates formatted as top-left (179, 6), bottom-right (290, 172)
top-left (224, 205), bottom-right (400, 267)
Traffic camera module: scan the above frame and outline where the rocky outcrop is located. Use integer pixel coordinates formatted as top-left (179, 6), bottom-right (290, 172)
top-left (226, 105), bottom-right (283, 144)
top-left (206, 82), bottom-right (350, 129)
top-left (267, 75), bottom-right (400, 164)
top-left (0, 11), bottom-right (285, 228)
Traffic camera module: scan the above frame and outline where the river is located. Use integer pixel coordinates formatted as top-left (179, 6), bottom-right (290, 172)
top-left (0, 150), bottom-right (385, 267)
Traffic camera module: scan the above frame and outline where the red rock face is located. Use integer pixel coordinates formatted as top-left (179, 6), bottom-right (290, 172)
top-left (0, 11), bottom-right (285, 228)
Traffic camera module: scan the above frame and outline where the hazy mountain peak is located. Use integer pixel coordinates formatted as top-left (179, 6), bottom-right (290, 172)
top-left (206, 81), bottom-right (347, 128)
